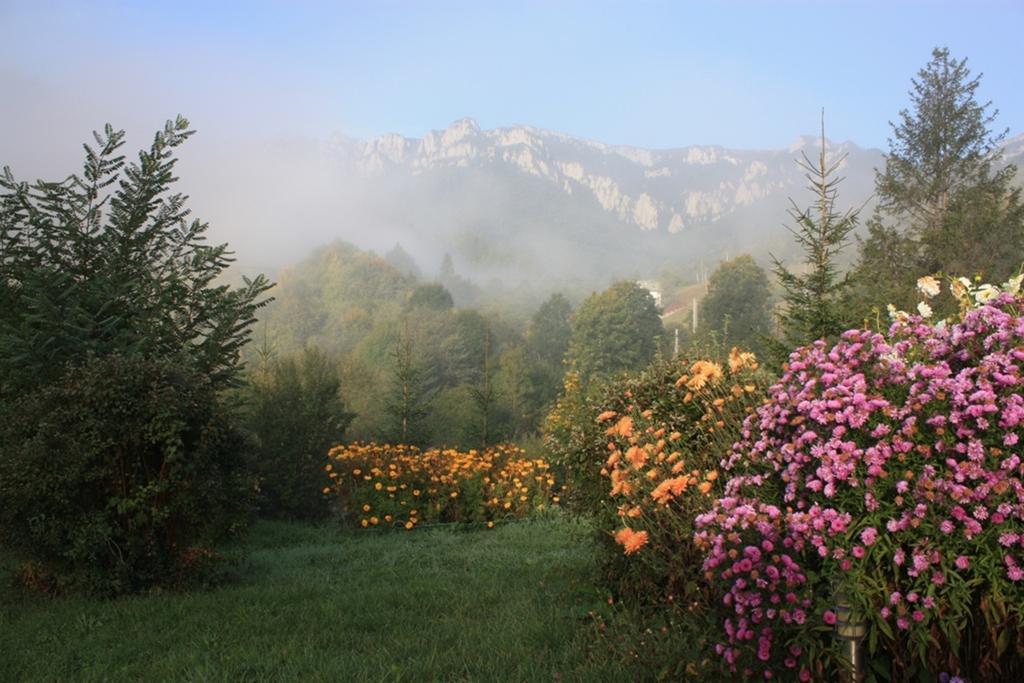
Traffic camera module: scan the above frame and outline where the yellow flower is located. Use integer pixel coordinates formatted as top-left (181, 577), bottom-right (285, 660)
top-left (487, 521), bottom-right (494, 529)
top-left (362, 504), bottom-right (371, 512)
top-left (321, 487), bottom-right (331, 495)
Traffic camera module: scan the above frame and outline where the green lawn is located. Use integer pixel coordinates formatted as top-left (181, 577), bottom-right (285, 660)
top-left (0, 515), bottom-right (626, 682)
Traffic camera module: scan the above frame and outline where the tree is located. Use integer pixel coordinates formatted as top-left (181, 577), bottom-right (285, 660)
top-left (384, 242), bottom-right (421, 278)
top-left (243, 347), bottom-right (354, 519)
top-left (406, 282), bottom-right (454, 312)
top-left (0, 116), bottom-right (273, 396)
top-left (468, 323), bottom-right (498, 447)
top-left (876, 47), bottom-right (1009, 239)
top-left (495, 346), bottom-right (534, 440)
top-left (852, 47), bottom-right (1023, 318)
top-left (566, 281), bottom-right (664, 382)
top-left (772, 118), bottom-right (859, 353)
top-left (383, 320), bottom-right (432, 445)
top-left (0, 118), bottom-right (271, 592)
top-left (526, 292), bottom-right (573, 369)
top-left (699, 255), bottom-right (773, 355)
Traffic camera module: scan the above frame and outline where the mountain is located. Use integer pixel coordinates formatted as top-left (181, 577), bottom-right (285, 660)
top-left (317, 118), bottom-right (883, 289)
top-left (221, 119), bottom-right (1020, 293)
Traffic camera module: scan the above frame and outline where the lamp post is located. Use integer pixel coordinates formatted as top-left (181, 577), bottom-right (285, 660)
top-left (833, 591), bottom-right (867, 682)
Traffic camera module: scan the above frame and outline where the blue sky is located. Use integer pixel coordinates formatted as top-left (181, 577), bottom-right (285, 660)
top-left (1, 0), bottom-right (1021, 152)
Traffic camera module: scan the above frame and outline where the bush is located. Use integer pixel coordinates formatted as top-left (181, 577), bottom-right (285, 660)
top-left (696, 289), bottom-right (1024, 679)
top-left (0, 355), bottom-right (252, 595)
top-left (543, 351), bottom-right (770, 677)
top-left (243, 348), bottom-right (353, 519)
top-left (322, 443), bottom-right (561, 529)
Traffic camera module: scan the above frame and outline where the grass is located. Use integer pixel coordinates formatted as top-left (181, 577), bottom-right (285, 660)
top-left (0, 515), bottom-right (628, 682)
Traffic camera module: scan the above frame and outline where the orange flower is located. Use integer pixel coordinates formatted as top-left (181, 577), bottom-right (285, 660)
top-left (607, 415), bottom-right (634, 438)
top-left (625, 445), bottom-right (648, 469)
top-left (596, 410), bottom-right (618, 422)
top-left (728, 347), bottom-right (759, 373)
top-left (609, 469), bottom-right (634, 496)
top-left (614, 528), bottom-right (649, 555)
top-left (651, 476), bottom-right (689, 504)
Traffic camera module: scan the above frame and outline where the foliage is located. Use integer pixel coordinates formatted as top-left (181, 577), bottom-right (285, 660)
top-left (527, 292), bottom-right (574, 369)
top-left (696, 289), bottom-right (1024, 679)
top-left (382, 322), bottom-right (434, 446)
top-left (322, 443), bottom-right (562, 529)
top-left (406, 282), bottom-right (454, 312)
top-left (771, 120), bottom-right (859, 358)
top-left (0, 116), bottom-right (273, 397)
top-left (258, 241), bottom-right (412, 356)
top-left (852, 47), bottom-right (1023, 323)
top-left (0, 355), bottom-right (251, 595)
top-left (0, 119), bottom-right (269, 593)
top-left (242, 347), bottom-right (353, 519)
top-left (567, 281), bottom-right (664, 383)
top-left (699, 255), bottom-right (773, 356)
top-left (544, 350), bottom-right (770, 676)
top-left (876, 47), bottom-right (1009, 237)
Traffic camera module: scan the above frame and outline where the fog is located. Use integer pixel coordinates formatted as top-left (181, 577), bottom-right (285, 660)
top-left (2, 1), bottom-right (1021, 293)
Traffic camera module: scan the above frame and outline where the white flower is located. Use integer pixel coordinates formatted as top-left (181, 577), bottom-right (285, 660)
top-left (887, 304), bottom-right (909, 322)
top-left (1004, 273), bottom-right (1023, 295)
top-left (975, 284), bottom-right (1000, 304)
top-left (917, 301), bottom-right (933, 318)
top-left (916, 275), bottom-right (941, 299)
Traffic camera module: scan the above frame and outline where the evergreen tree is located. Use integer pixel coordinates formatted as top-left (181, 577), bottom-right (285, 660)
top-left (772, 118), bottom-right (859, 354)
top-left (383, 321), bottom-right (432, 445)
top-left (468, 323), bottom-right (498, 447)
top-left (852, 47), bottom-right (1022, 318)
top-left (876, 47), bottom-right (1009, 239)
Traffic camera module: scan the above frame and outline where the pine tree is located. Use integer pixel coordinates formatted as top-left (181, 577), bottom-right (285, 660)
top-left (772, 116), bottom-right (859, 354)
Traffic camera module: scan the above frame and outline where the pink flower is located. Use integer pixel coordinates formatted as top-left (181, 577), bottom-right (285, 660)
top-left (860, 527), bottom-right (878, 546)
top-left (955, 555), bottom-right (970, 570)
top-left (823, 610), bottom-right (837, 625)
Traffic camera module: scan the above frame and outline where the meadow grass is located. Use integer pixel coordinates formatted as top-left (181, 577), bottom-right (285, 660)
top-left (0, 514), bottom-right (628, 682)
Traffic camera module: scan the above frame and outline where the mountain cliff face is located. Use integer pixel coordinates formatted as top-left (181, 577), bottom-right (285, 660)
top-left (285, 120), bottom-right (1019, 291)
top-left (336, 118), bottom-right (882, 237)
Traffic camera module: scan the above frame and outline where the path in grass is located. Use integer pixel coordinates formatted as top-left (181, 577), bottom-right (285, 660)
top-left (0, 516), bottom-right (624, 682)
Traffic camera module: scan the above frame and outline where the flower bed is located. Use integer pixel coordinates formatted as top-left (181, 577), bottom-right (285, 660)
top-left (322, 443), bottom-right (560, 529)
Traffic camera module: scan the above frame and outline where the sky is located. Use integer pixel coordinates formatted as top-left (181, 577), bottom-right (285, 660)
top-left (1, 0), bottom-right (1022, 159)
top-left (1, 0), bottom-right (1021, 272)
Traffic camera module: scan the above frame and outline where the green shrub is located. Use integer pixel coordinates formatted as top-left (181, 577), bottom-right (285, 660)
top-left (242, 348), bottom-right (353, 519)
top-left (0, 354), bottom-right (252, 595)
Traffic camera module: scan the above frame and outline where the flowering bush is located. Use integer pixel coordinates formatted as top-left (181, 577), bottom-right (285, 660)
top-left (695, 290), bottom-right (1024, 679)
top-left (544, 352), bottom-right (770, 676)
top-left (322, 443), bottom-right (560, 529)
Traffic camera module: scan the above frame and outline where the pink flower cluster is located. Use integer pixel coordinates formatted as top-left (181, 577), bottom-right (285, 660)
top-left (695, 293), bottom-right (1024, 676)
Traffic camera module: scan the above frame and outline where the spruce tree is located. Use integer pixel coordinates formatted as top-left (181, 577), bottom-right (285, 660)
top-left (771, 117), bottom-right (859, 354)
top-left (852, 47), bottom-right (1022, 318)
